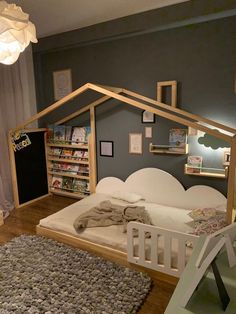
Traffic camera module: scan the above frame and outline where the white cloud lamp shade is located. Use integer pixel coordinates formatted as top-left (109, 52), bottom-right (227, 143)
top-left (0, 1), bottom-right (37, 65)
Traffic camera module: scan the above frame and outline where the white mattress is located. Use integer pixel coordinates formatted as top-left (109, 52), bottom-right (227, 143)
top-left (39, 193), bottom-right (194, 252)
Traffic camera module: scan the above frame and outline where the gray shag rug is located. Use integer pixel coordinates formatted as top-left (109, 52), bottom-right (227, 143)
top-left (0, 235), bottom-right (151, 314)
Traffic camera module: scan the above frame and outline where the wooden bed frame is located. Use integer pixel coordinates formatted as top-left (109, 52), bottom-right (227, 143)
top-left (36, 225), bottom-right (178, 285)
top-left (8, 83), bottom-right (236, 282)
top-left (9, 83), bottom-right (236, 223)
top-left (36, 167), bottom-right (227, 281)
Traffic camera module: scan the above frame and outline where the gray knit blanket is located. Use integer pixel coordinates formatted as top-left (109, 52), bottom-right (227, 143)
top-left (73, 200), bottom-right (152, 233)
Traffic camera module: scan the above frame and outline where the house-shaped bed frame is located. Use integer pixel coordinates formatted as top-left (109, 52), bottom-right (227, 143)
top-left (9, 83), bottom-right (236, 225)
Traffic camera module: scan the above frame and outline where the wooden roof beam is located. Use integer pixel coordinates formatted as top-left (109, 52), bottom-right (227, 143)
top-left (55, 92), bottom-right (122, 125)
top-left (88, 83), bottom-right (232, 143)
top-left (122, 88), bottom-right (236, 135)
top-left (13, 83), bottom-right (91, 131)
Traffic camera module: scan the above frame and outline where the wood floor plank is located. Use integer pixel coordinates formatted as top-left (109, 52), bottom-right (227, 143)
top-left (0, 195), bottom-right (175, 313)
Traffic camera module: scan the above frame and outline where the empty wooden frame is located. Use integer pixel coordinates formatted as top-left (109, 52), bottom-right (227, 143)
top-left (157, 80), bottom-right (177, 107)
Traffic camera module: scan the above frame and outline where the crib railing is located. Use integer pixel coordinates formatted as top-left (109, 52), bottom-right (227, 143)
top-left (127, 222), bottom-right (198, 277)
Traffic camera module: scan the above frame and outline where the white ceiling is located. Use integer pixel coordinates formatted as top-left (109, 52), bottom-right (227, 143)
top-left (14, 0), bottom-right (189, 38)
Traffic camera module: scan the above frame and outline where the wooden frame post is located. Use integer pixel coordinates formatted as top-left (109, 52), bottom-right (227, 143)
top-left (8, 130), bottom-right (20, 208)
top-left (226, 136), bottom-right (236, 223)
top-left (89, 106), bottom-right (97, 193)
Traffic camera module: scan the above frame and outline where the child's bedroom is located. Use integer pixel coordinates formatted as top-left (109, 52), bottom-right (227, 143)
top-left (0, 0), bottom-right (236, 313)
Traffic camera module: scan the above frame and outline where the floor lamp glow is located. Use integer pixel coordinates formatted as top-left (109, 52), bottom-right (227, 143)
top-left (0, 1), bottom-right (37, 65)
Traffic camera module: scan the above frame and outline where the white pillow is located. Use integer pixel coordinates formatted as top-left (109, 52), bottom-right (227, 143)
top-left (111, 190), bottom-right (144, 203)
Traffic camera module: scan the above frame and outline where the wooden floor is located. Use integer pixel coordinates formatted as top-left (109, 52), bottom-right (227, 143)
top-left (0, 195), bottom-right (176, 314)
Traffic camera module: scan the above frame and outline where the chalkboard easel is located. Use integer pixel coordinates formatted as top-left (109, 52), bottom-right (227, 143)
top-left (9, 129), bottom-right (49, 208)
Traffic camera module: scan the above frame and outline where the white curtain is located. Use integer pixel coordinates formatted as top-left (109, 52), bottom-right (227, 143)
top-left (0, 45), bottom-right (37, 218)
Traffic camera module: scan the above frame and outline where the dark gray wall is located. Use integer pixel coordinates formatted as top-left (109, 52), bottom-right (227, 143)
top-left (33, 1), bottom-right (236, 196)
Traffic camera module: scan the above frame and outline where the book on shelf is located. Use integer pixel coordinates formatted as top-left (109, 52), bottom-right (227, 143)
top-left (65, 125), bottom-right (72, 144)
top-left (47, 124), bottom-right (54, 143)
top-left (51, 176), bottom-right (63, 189)
top-left (53, 125), bottom-right (66, 143)
top-left (169, 128), bottom-right (187, 152)
top-left (82, 151), bottom-right (89, 159)
top-left (69, 165), bottom-right (79, 175)
top-left (186, 156), bottom-right (203, 173)
top-left (71, 126), bottom-right (91, 144)
top-left (62, 177), bottom-right (74, 190)
top-left (52, 162), bottom-right (61, 171)
top-left (85, 126), bottom-right (91, 142)
top-left (61, 148), bottom-right (73, 159)
top-left (73, 179), bottom-right (89, 193)
top-left (78, 165), bottom-right (89, 176)
top-left (72, 150), bottom-right (84, 159)
top-left (59, 163), bottom-right (71, 173)
top-left (52, 148), bottom-right (62, 157)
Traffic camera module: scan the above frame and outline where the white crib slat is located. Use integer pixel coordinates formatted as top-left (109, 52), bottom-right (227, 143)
top-left (127, 226), bottom-right (134, 259)
top-left (138, 229), bottom-right (145, 261)
top-left (177, 239), bottom-right (186, 272)
top-left (164, 235), bottom-right (171, 269)
top-left (150, 231), bottom-right (158, 266)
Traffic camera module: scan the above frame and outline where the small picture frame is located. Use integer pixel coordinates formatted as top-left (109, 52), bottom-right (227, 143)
top-left (53, 69), bottom-right (72, 101)
top-left (145, 127), bottom-right (152, 138)
top-left (129, 133), bottom-right (142, 154)
top-left (142, 111), bottom-right (155, 123)
top-left (100, 141), bottom-right (114, 157)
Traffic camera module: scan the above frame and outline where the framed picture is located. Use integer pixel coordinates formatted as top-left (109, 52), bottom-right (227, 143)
top-left (53, 69), bottom-right (72, 101)
top-left (129, 133), bottom-right (142, 154)
top-left (100, 141), bottom-right (114, 157)
top-left (142, 110), bottom-right (155, 123)
top-left (145, 127), bottom-right (152, 138)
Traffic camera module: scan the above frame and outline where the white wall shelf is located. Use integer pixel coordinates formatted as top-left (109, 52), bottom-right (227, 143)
top-left (184, 164), bottom-right (228, 179)
top-left (149, 143), bottom-right (188, 155)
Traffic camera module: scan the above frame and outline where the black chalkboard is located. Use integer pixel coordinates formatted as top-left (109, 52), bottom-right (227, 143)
top-left (14, 131), bottom-right (48, 205)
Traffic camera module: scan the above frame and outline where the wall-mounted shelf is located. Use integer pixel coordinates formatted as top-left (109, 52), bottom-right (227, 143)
top-left (46, 141), bottom-right (91, 199)
top-left (47, 143), bottom-right (88, 149)
top-left (149, 143), bottom-right (188, 155)
top-left (184, 164), bottom-right (228, 179)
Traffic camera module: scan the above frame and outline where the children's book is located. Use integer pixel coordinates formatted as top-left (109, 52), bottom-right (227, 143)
top-left (70, 126), bottom-right (91, 144)
top-left (51, 176), bottom-right (63, 189)
top-left (71, 127), bottom-right (86, 144)
top-left (62, 177), bottom-right (74, 190)
top-left (82, 151), bottom-right (89, 160)
top-left (52, 148), bottom-right (62, 157)
top-left (52, 162), bottom-right (61, 171)
top-left (79, 165), bottom-right (89, 176)
top-left (59, 163), bottom-right (71, 173)
top-left (61, 148), bottom-right (73, 159)
top-left (72, 150), bottom-right (84, 159)
top-left (169, 128), bottom-right (187, 152)
top-left (85, 126), bottom-right (91, 143)
top-left (65, 126), bottom-right (72, 143)
top-left (85, 182), bottom-right (90, 193)
top-left (73, 179), bottom-right (87, 193)
top-left (187, 156), bottom-right (203, 173)
top-left (69, 165), bottom-right (79, 175)
top-left (47, 124), bottom-right (54, 143)
top-left (53, 125), bottom-right (66, 143)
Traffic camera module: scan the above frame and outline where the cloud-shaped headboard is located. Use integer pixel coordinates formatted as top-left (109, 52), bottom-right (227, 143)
top-left (96, 168), bottom-right (226, 210)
